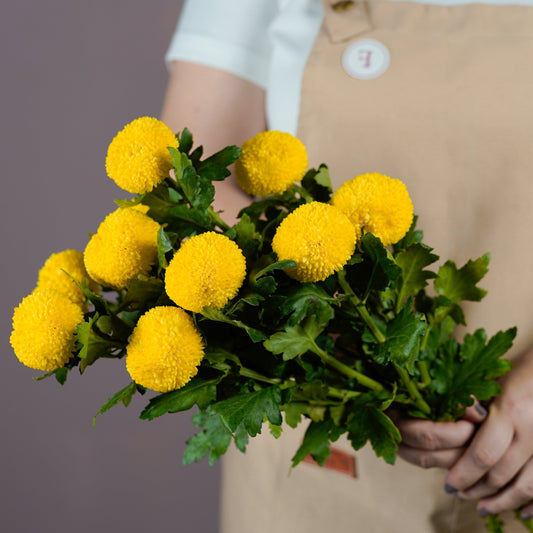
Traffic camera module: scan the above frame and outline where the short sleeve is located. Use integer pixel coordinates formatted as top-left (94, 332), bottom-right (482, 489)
top-left (165, 0), bottom-right (278, 89)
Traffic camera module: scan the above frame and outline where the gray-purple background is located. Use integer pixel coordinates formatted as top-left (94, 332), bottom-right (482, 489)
top-left (1, 2), bottom-right (221, 532)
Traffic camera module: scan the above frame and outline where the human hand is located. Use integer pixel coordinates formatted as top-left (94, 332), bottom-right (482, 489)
top-left (391, 403), bottom-right (487, 470)
top-left (443, 350), bottom-right (533, 520)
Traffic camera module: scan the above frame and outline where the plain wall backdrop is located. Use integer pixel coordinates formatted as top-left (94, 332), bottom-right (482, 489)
top-left (1, 2), bottom-right (221, 532)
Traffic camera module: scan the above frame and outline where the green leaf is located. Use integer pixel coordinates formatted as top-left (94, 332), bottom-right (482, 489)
top-left (183, 411), bottom-right (233, 466)
top-left (93, 382), bottom-right (137, 427)
top-left (177, 128), bottom-right (193, 155)
top-left (210, 386), bottom-right (282, 437)
top-left (300, 164), bottom-right (332, 202)
top-left (197, 145), bottom-right (241, 181)
top-left (396, 243), bottom-right (438, 308)
top-left (283, 402), bottom-right (305, 429)
top-left (234, 422), bottom-right (249, 452)
top-left (139, 376), bottom-right (220, 421)
top-left (76, 315), bottom-right (123, 372)
top-left (277, 284), bottom-right (336, 327)
top-left (157, 227), bottom-right (174, 268)
top-left (291, 419), bottom-right (344, 467)
top-left (114, 195), bottom-right (145, 208)
top-left (232, 213), bottom-right (261, 259)
top-left (430, 328), bottom-right (515, 417)
top-left (120, 278), bottom-right (165, 311)
top-left (54, 367), bottom-right (68, 385)
top-left (167, 204), bottom-right (211, 231)
top-left (347, 233), bottom-right (401, 295)
top-left (200, 307), bottom-right (267, 342)
top-left (376, 305), bottom-right (427, 367)
top-left (264, 320), bottom-right (324, 361)
top-left (347, 406), bottom-right (401, 465)
top-left (434, 254), bottom-right (490, 304)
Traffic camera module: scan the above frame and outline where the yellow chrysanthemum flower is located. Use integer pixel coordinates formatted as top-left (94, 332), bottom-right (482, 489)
top-left (126, 306), bottom-right (204, 392)
top-left (272, 202), bottom-right (356, 282)
top-left (36, 249), bottom-right (99, 305)
top-left (165, 232), bottom-right (246, 313)
top-left (105, 116), bottom-right (179, 194)
top-left (234, 130), bottom-right (308, 197)
top-left (331, 172), bottom-right (414, 246)
top-left (10, 289), bottom-right (84, 371)
top-left (84, 208), bottom-right (160, 290)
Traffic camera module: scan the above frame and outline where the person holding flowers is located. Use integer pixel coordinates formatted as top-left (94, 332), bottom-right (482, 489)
top-left (161, 0), bottom-right (533, 532)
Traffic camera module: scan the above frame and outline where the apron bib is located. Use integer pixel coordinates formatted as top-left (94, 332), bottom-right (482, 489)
top-left (220, 2), bottom-right (533, 531)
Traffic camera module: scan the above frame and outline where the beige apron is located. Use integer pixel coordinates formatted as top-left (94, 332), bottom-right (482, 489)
top-left (220, 2), bottom-right (533, 531)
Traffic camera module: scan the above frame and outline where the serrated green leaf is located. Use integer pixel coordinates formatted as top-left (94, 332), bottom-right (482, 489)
top-left (430, 328), bottom-right (516, 418)
top-left (234, 422), bottom-right (249, 452)
top-left (434, 254), bottom-right (490, 304)
top-left (396, 243), bottom-right (438, 309)
top-left (347, 406), bottom-right (400, 465)
top-left (183, 411), bottom-right (232, 466)
top-left (264, 320), bottom-right (324, 361)
top-left (291, 419), bottom-right (344, 467)
top-left (278, 284), bottom-right (336, 327)
top-left (93, 382), bottom-right (137, 427)
top-left (200, 307), bottom-right (267, 342)
top-left (197, 145), bottom-right (241, 181)
top-left (393, 215), bottom-right (423, 252)
top-left (269, 422), bottom-right (283, 439)
top-left (210, 386), bottom-right (282, 437)
top-left (284, 402), bottom-right (305, 429)
top-left (54, 367), bottom-right (68, 385)
top-left (139, 376), bottom-right (220, 421)
top-left (376, 306), bottom-right (427, 367)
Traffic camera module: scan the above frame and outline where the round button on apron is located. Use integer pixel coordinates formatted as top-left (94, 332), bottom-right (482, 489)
top-left (342, 38), bottom-right (391, 80)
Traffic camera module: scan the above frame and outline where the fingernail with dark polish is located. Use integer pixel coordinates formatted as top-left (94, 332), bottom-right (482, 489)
top-left (521, 513), bottom-right (533, 521)
top-left (478, 508), bottom-right (491, 517)
top-left (475, 403), bottom-right (488, 418)
top-left (444, 484), bottom-right (457, 494)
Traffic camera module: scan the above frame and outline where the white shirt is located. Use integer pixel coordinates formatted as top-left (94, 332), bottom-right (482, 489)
top-left (166, 0), bottom-right (533, 135)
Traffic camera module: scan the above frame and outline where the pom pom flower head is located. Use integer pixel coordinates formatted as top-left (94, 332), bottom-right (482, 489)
top-left (84, 208), bottom-right (159, 290)
top-left (105, 116), bottom-right (179, 194)
top-left (235, 130), bottom-right (308, 197)
top-left (37, 249), bottom-right (99, 305)
top-left (10, 289), bottom-right (84, 371)
top-left (165, 232), bottom-right (246, 313)
top-left (272, 202), bottom-right (356, 282)
top-left (331, 172), bottom-right (414, 246)
top-left (126, 306), bottom-right (204, 392)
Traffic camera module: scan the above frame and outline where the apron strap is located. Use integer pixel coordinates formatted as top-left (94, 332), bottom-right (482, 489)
top-left (322, 0), bottom-right (373, 43)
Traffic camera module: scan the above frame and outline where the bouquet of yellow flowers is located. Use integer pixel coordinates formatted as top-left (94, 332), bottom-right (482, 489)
top-left (10, 117), bottom-right (529, 533)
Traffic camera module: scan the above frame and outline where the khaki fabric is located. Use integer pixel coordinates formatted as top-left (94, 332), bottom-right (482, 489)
top-left (221, 2), bottom-right (533, 532)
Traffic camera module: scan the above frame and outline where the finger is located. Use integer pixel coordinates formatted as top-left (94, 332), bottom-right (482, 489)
top-left (459, 437), bottom-right (530, 500)
top-left (398, 444), bottom-right (464, 470)
top-left (445, 408), bottom-right (514, 492)
top-left (462, 401), bottom-right (488, 424)
top-left (397, 417), bottom-right (476, 450)
top-left (477, 457), bottom-right (533, 516)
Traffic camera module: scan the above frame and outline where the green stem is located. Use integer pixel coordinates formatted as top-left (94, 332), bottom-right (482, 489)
top-left (338, 270), bottom-right (386, 344)
top-left (326, 387), bottom-right (362, 401)
top-left (308, 336), bottom-right (384, 392)
top-left (417, 361), bottom-right (432, 388)
top-left (207, 207), bottom-right (231, 231)
top-left (238, 367), bottom-right (294, 390)
top-left (394, 363), bottom-right (431, 415)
